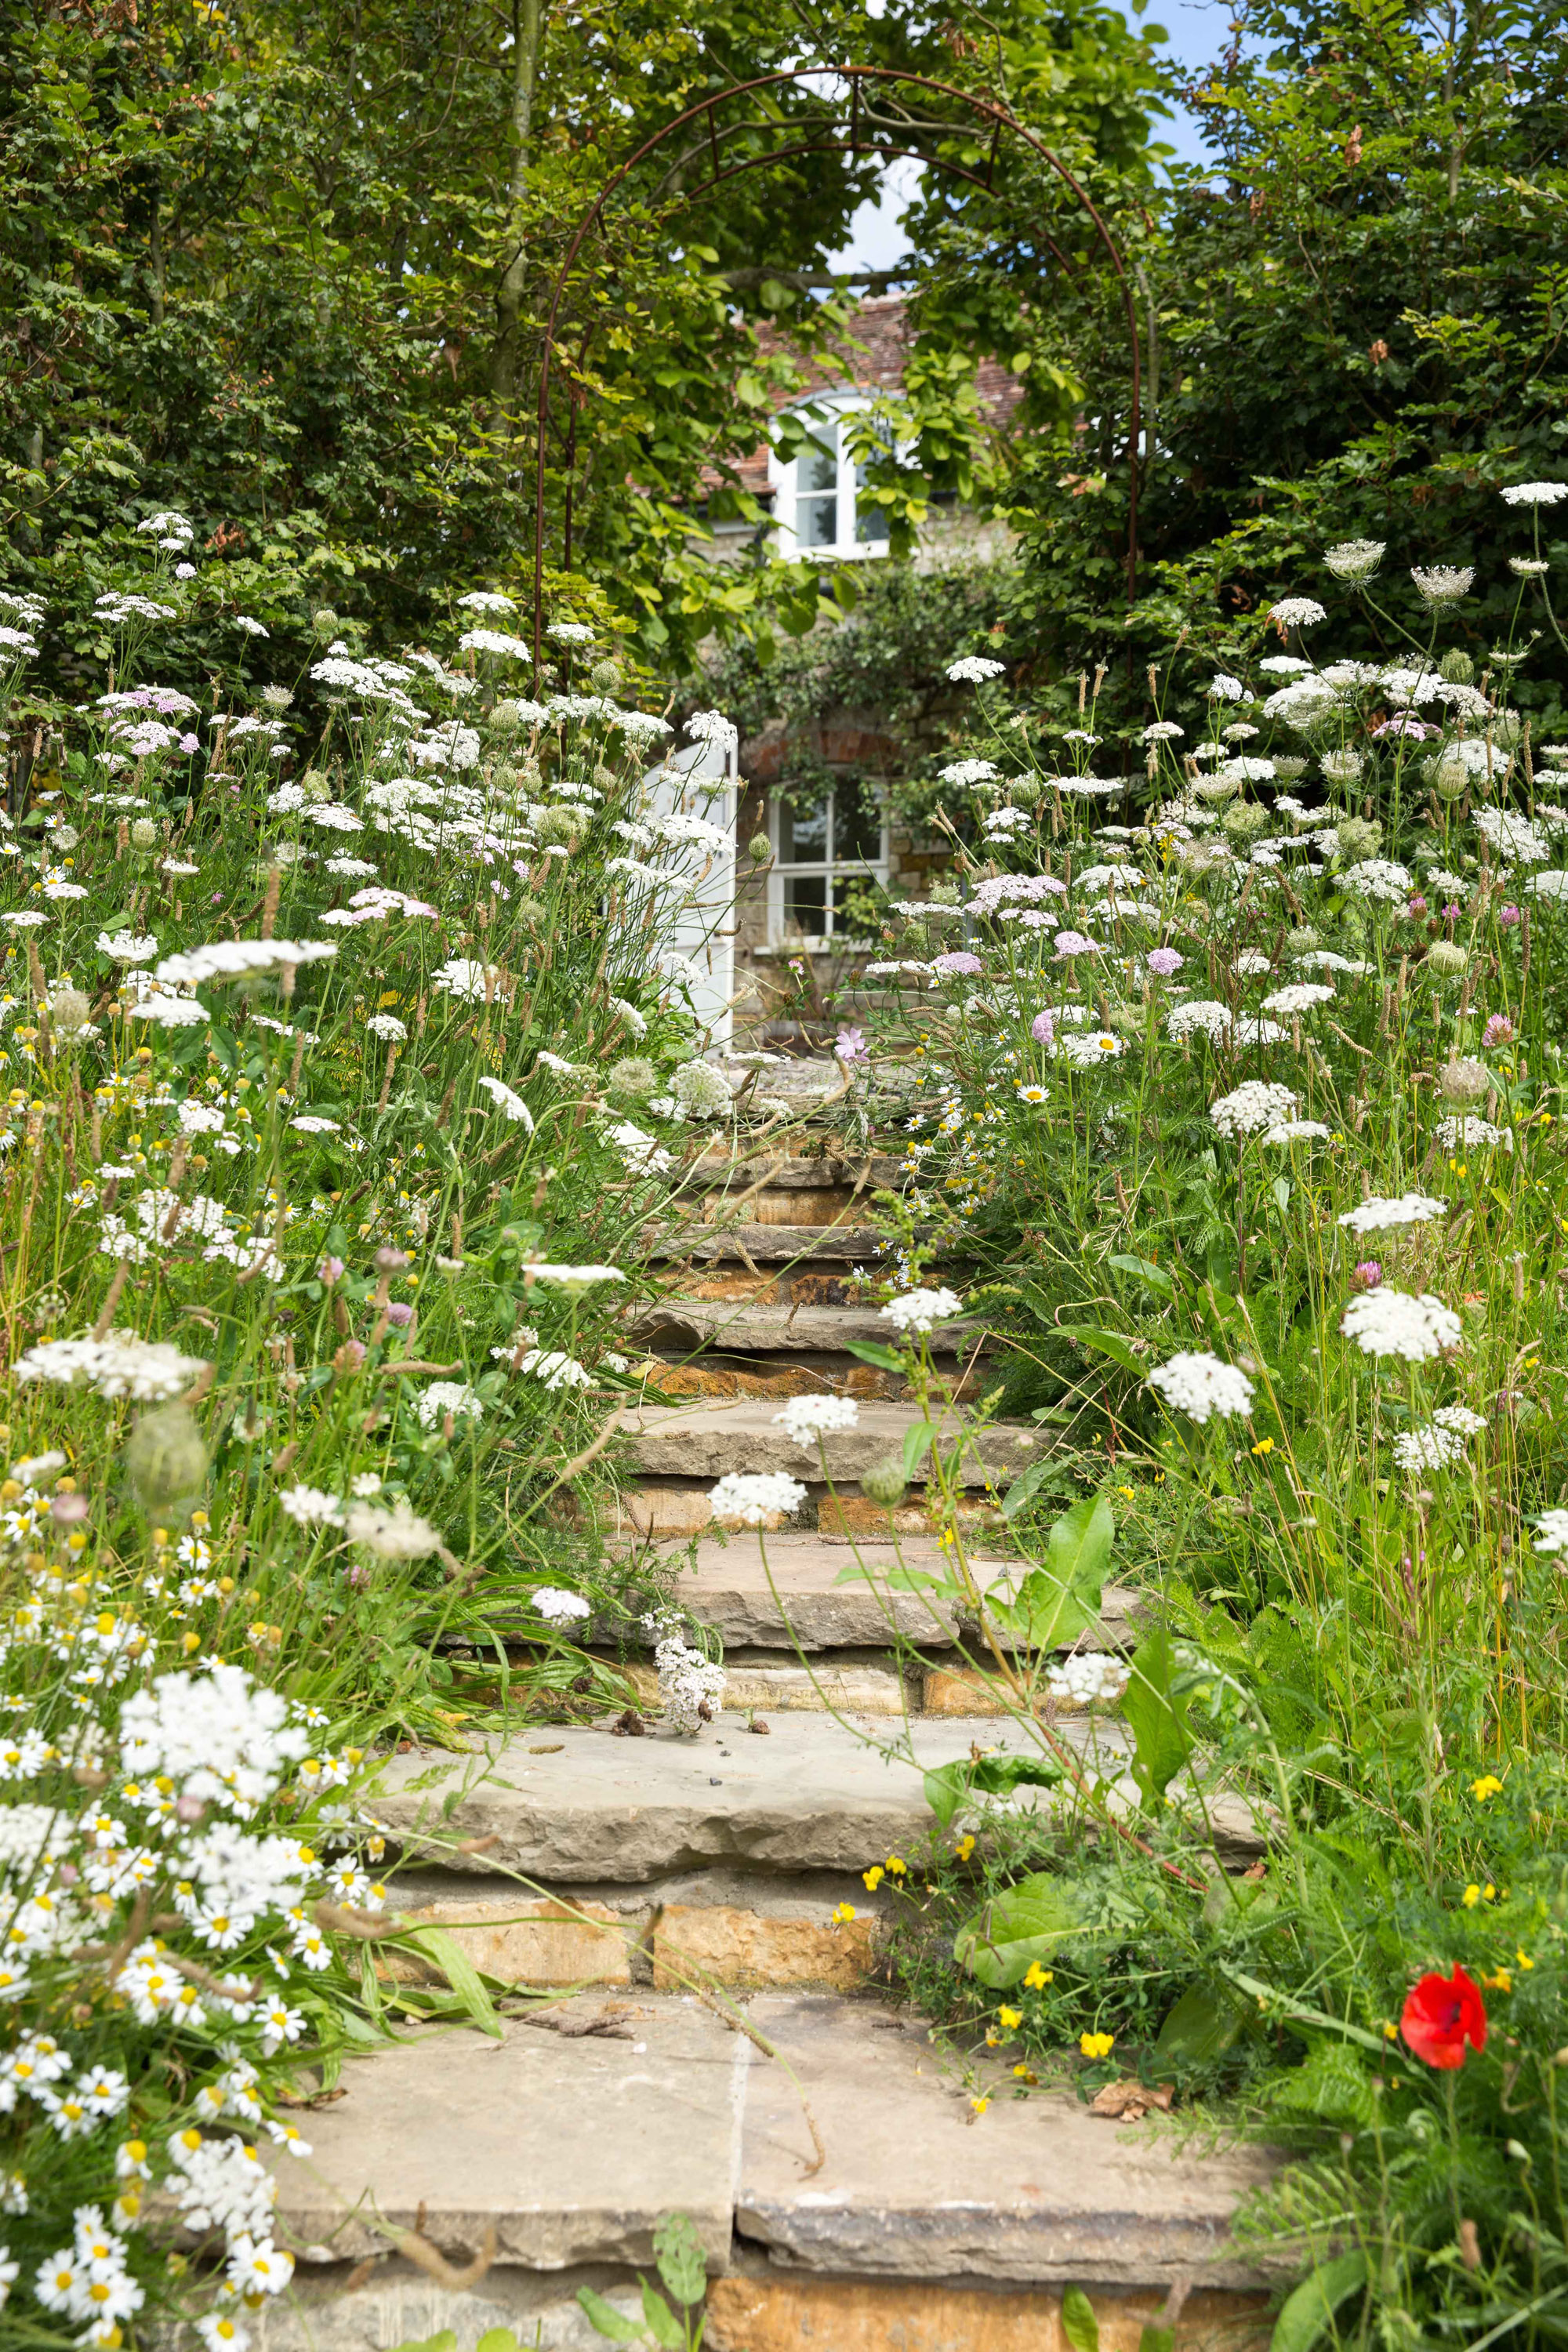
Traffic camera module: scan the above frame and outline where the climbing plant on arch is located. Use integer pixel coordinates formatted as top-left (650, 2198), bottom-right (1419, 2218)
top-left (528, 63), bottom-right (1146, 669)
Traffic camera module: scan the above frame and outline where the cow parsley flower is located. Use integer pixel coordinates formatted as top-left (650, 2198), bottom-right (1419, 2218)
top-left (1210, 1082), bottom-right (1298, 1138)
top-left (946, 655), bottom-right (1007, 682)
top-left (1411, 565), bottom-right (1474, 604)
top-left (1340, 1287), bottom-right (1462, 1361)
top-left (1324, 539), bottom-right (1385, 582)
top-left (477, 1076), bottom-right (534, 1127)
top-left (1338, 1192), bottom-right (1447, 1235)
top-left (1262, 982), bottom-right (1335, 1014)
top-left (881, 1287), bottom-right (964, 1334)
top-left (708, 1472), bottom-right (808, 1528)
top-left (774, 1396), bottom-right (861, 1446)
top-left (1501, 482), bottom-right (1568, 506)
top-left (413, 1381), bottom-right (483, 1429)
top-left (1392, 1424), bottom-right (1464, 1472)
top-left (1269, 597), bottom-right (1327, 628)
top-left (1146, 1351), bottom-right (1254, 1422)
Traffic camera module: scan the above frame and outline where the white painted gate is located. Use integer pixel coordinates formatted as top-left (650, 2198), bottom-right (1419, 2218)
top-left (641, 734), bottom-right (738, 1047)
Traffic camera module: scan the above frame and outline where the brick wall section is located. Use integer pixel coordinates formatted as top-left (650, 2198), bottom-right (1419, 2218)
top-left (719, 294), bottom-right (1023, 496)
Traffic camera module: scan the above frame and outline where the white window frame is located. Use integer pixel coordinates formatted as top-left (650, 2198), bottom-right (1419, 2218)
top-left (768, 780), bottom-right (890, 949)
top-left (768, 390), bottom-right (893, 562)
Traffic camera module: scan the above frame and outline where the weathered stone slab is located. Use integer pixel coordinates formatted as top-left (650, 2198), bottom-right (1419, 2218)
top-left (652, 1224), bottom-right (896, 1263)
top-left (620, 1400), bottom-right (1040, 1484)
top-left (735, 1996), bottom-right (1279, 2288)
top-left (641, 1532), bottom-right (1136, 1652)
top-left (256, 2263), bottom-right (649, 2352)
top-left (704, 2276), bottom-right (1270, 2352)
top-left (618, 1657), bottom-right (912, 1716)
top-left (380, 1894), bottom-right (634, 1987)
top-left (368, 1715), bottom-right (1126, 1882)
top-left (271, 1998), bottom-right (742, 2270)
top-left (631, 1301), bottom-right (989, 1356)
top-left (652, 1902), bottom-right (883, 1992)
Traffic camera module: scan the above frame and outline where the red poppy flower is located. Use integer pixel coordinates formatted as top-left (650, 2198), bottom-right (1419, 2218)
top-left (1400, 1964), bottom-right (1488, 2069)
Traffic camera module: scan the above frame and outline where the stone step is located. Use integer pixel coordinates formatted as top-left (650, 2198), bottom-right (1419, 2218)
top-left (652, 1222), bottom-right (896, 1265)
top-left (368, 1713), bottom-right (1129, 1882)
top-left (619, 1399), bottom-right (1040, 1487)
top-left (381, 1863), bottom-right (891, 1994)
top-left (267, 1994), bottom-right (1279, 2348)
top-left (613, 1532), bottom-right (1142, 1653)
top-left (630, 1300), bottom-right (991, 1359)
top-left (368, 1715), bottom-right (1269, 1891)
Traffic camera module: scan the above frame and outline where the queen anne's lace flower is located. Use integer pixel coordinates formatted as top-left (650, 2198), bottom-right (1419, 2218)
top-left (1210, 1082), bottom-right (1298, 1138)
top-left (881, 1287), bottom-right (964, 1334)
top-left (1338, 1192), bottom-right (1447, 1234)
top-left (1340, 1287), bottom-right (1462, 1361)
top-left (1146, 1352), bottom-right (1254, 1422)
top-left (774, 1396), bottom-right (860, 1446)
top-left (708, 1472), bottom-right (808, 1528)
top-left (1392, 1424), bottom-right (1464, 1471)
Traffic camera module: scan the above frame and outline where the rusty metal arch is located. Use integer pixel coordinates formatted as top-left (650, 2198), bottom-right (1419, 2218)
top-left (531, 64), bottom-right (1144, 666)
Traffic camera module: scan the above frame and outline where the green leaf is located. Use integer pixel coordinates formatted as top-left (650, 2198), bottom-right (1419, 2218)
top-left (393, 2336), bottom-right (458, 2352)
top-left (999, 1455), bottom-right (1058, 1524)
top-left (1057, 1326), bottom-right (1147, 1377)
top-left (1269, 2253), bottom-right (1369, 2352)
top-left (953, 1870), bottom-right (1097, 1987)
top-left (992, 1492), bottom-right (1113, 1644)
top-left (925, 1754), bottom-right (1064, 1833)
top-left (902, 1419), bottom-right (937, 1481)
top-left (1121, 1627), bottom-right (1196, 1813)
top-left (1062, 2288), bottom-right (1101, 2352)
top-left (1138, 2330), bottom-right (1175, 2352)
top-left (1108, 1253), bottom-right (1174, 1298)
top-left (640, 2281), bottom-right (684, 2350)
top-left (397, 1927), bottom-right (502, 2037)
top-left (476, 2332), bottom-right (523, 2352)
top-left (844, 1340), bottom-right (908, 1373)
top-left (1272, 2042), bottom-right (1379, 2130)
top-left (653, 2212), bottom-right (708, 2307)
top-left (1152, 1979), bottom-right (1249, 2069)
top-left (575, 2288), bottom-right (646, 2344)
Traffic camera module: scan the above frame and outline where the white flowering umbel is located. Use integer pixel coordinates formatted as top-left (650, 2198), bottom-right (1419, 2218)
top-left (1209, 1083), bottom-right (1298, 1140)
top-left (655, 1635), bottom-right (727, 1735)
top-left (1146, 1352), bottom-right (1256, 1424)
top-left (1340, 1288), bottom-right (1462, 1362)
top-left (708, 1472), bottom-right (808, 1528)
top-left (773, 1396), bottom-right (860, 1446)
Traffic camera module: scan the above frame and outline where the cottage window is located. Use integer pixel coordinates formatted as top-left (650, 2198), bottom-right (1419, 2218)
top-left (769, 778), bottom-right (888, 946)
top-left (771, 397), bottom-right (891, 560)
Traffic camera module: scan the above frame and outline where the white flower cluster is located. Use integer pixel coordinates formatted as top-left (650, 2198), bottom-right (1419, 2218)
top-left (1209, 1083), bottom-right (1298, 1139)
top-left (13, 1332), bottom-right (208, 1403)
top-left (1340, 1287), bottom-right (1462, 1362)
top-left (880, 1287), bottom-right (964, 1334)
top-left (1146, 1351), bottom-right (1255, 1423)
top-left (707, 1472), bottom-right (808, 1528)
top-left (774, 1395), bottom-right (860, 1446)
top-left (1338, 1192), bottom-right (1447, 1235)
top-left (655, 1635), bottom-right (728, 1735)
top-left (1046, 1651), bottom-right (1131, 1708)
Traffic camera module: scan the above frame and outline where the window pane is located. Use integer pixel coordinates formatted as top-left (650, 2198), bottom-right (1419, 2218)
top-left (797, 492), bottom-right (838, 548)
top-left (778, 793), bottom-right (828, 863)
top-left (798, 423), bottom-right (838, 493)
top-left (853, 461), bottom-right (889, 543)
top-left (782, 873), bottom-right (827, 934)
top-left (833, 777), bottom-right (884, 866)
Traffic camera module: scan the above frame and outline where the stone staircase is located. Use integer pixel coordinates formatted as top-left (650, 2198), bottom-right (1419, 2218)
top-left (262, 1129), bottom-right (1282, 2350)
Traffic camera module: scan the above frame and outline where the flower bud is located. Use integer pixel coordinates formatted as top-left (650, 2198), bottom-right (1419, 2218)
top-left (129, 818), bottom-right (157, 850)
top-left (1426, 942), bottom-right (1470, 982)
top-left (48, 987), bottom-right (92, 1043)
top-left (1430, 757), bottom-right (1469, 802)
top-left (312, 607), bottom-right (339, 638)
top-left (589, 659), bottom-right (622, 695)
top-left (607, 1056), bottom-right (657, 1100)
top-left (1439, 648), bottom-right (1475, 686)
top-left (1335, 816), bottom-right (1381, 861)
top-left (536, 806), bottom-right (582, 849)
top-left (491, 699), bottom-right (523, 735)
top-left (749, 834), bottom-right (773, 866)
top-left (1439, 1051), bottom-right (1487, 1098)
top-left (125, 1406), bottom-right (208, 1515)
top-left (858, 1457), bottom-right (908, 1510)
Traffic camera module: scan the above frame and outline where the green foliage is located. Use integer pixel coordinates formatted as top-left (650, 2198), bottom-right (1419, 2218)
top-left (577, 2210), bottom-right (709, 2349)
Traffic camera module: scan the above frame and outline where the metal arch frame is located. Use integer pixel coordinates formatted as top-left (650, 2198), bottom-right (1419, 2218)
top-left (531, 64), bottom-right (1144, 669)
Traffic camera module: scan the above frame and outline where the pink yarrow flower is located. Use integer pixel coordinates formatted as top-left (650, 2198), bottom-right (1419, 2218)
top-left (1030, 1010), bottom-right (1055, 1046)
top-left (934, 951), bottom-right (983, 977)
top-left (1146, 947), bottom-right (1183, 978)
